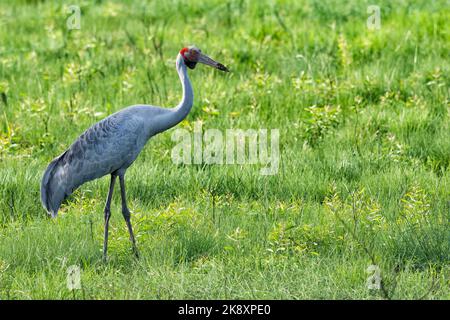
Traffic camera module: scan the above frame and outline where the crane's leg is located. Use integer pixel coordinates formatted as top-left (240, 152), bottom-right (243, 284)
top-left (103, 174), bottom-right (117, 261)
top-left (119, 174), bottom-right (139, 258)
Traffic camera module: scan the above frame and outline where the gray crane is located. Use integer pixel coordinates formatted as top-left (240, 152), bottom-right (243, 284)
top-left (41, 46), bottom-right (229, 259)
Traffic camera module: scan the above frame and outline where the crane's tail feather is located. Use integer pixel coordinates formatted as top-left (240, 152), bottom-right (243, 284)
top-left (41, 151), bottom-right (69, 218)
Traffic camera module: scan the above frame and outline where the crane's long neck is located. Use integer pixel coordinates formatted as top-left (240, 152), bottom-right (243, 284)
top-left (172, 54), bottom-right (194, 123)
top-left (153, 54), bottom-right (193, 133)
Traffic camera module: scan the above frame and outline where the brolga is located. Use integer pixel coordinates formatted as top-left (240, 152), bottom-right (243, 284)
top-left (41, 46), bottom-right (229, 260)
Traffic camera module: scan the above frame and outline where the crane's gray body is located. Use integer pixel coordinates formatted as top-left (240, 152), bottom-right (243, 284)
top-left (41, 52), bottom-right (194, 218)
top-left (41, 105), bottom-right (169, 217)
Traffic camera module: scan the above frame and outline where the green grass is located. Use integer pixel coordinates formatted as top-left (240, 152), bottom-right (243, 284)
top-left (0, 0), bottom-right (449, 299)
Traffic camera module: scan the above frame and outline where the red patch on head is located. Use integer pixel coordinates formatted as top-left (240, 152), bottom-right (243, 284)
top-left (180, 47), bottom-right (189, 58)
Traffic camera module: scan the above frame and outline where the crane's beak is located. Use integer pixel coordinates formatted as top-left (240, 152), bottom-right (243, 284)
top-left (198, 53), bottom-right (229, 72)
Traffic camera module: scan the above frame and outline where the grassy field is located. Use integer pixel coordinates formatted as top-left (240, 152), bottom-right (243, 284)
top-left (0, 0), bottom-right (449, 299)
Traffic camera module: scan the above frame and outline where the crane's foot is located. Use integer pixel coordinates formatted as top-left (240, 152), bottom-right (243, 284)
top-left (132, 245), bottom-right (140, 259)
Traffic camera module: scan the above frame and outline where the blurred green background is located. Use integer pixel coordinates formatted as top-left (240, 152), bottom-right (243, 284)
top-left (0, 0), bottom-right (448, 299)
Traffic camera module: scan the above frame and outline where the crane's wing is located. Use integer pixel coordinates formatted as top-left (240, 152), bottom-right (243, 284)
top-left (41, 111), bottom-right (144, 216)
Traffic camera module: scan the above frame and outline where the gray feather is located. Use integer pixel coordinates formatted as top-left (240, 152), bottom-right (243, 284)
top-left (40, 53), bottom-right (195, 217)
top-left (41, 150), bottom-right (68, 217)
top-left (40, 105), bottom-right (161, 217)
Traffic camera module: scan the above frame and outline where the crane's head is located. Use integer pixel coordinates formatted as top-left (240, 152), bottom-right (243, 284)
top-left (180, 46), bottom-right (229, 72)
